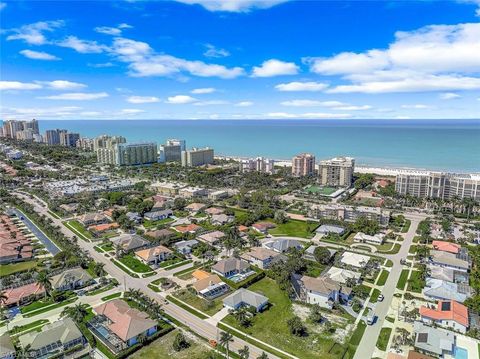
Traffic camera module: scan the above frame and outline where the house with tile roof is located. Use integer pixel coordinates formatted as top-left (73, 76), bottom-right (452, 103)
top-left (339, 252), bottom-right (370, 268)
top-left (197, 230), bottom-right (225, 244)
top-left (251, 222), bottom-right (276, 234)
top-left (88, 222), bottom-right (119, 235)
top-left (420, 300), bottom-right (469, 333)
top-left (263, 238), bottom-right (303, 253)
top-left (145, 228), bottom-right (175, 240)
top-left (427, 265), bottom-right (469, 284)
top-left (51, 267), bottom-right (93, 291)
top-left (413, 321), bottom-right (455, 358)
top-left (211, 257), bottom-right (250, 278)
top-left (325, 266), bottom-right (361, 285)
top-left (91, 299), bottom-right (157, 351)
top-left (3, 283), bottom-right (45, 307)
top-left (0, 333), bottom-right (15, 359)
top-left (173, 223), bottom-right (202, 234)
top-left (185, 202), bottom-right (207, 213)
top-left (192, 274), bottom-right (229, 299)
top-left (135, 245), bottom-right (173, 266)
top-left (223, 288), bottom-right (269, 312)
top-left (110, 234), bottom-right (149, 252)
top-left (432, 240), bottom-right (461, 254)
top-left (430, 250), bottom-right (470, 272)
top-left (291, 274), bottom-right (351, 309)
top-left (205, 207), bottom-right (224, 216)
top-left (241, 247), bottom-right (285, 269)
top-left (173, 239), bottom-right (199, 254)
top-left (143, 209), bottom-right (173, 221)
top-left (18, 318), bottom-right (86, 359)
top-left (423, 278), bottom-right (471, 303)
top-left (77, 212), bottom-right (109, 226)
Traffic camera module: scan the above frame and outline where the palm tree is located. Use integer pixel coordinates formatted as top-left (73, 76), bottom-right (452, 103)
top-left (257, 353), bottom-right (269, 359)
top-left (61, 304), bottom-right (88, 323)
top-left (16, 344), bottom-right (32, 359)
top-left (238, 345), bottom-right (249, 359)
top-left (94, 263), bottom-right (107, 277)
top-left (37, 270), bottom-right (52, 300)
top-left (219, 331), bottom-right (233, 359)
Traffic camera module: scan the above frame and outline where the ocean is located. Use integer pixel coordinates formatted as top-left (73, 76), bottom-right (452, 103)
top-left (32, 119), bottom-right (480, 172)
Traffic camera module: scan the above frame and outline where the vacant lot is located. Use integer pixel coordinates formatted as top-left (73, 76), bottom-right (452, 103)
top-left (0, 261), bottom-right (37, 277)
top-left (269, 219), bottom-right (318, 238)
top-left (118, 254), bottom-right (153, 273)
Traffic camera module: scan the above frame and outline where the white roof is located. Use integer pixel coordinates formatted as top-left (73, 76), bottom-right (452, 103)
top-left (340, 252), bottom-right (370, 268)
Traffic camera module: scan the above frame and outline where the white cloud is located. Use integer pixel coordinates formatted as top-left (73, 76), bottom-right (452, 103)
top-left (281, 99), bottom-right (371, 110)
top-left (275, 81), bottom-right (328, 92)
top-left (439, 92), bottom-right (461, 100)
top-left (191, 87), bottom-right (216, 94)
top-left (111, 37), bottom-right (244, 79)
top-left (252, 59), bottom-right (299, 77)
top-left (120, 108), bottom-right (145, 115)
top-left (235, 101), bottom-right (253, 107)
top-left (39, 92), bottom-right (109, 100)
top-left (6, 20), bottom-right (64, 45)
top-left (204, 44), bottom-right (230, 58)
top-left (20, 49), bottom-right (59, 61)
top-left (333, 105), bottom-right (372, 111)
top-left (401, 104), bottom-right (431, 109)
top-left (126, 96), bottom-right (160, 104)
top-left (0, 81), bottom-right (42, 90)
top-left (193, 100), bottom-right (229, 106)
top-left (6, 106), bottom-right (81, 116)
top-left (57, 36), bottom-right (107, 53)
top-left (174, 0), bottom-right (290, 12)
top-left (88, 62), bottom-right (115, 68)
top-left (281, 100), bottom-right (325, 107)
top-left (311, 23), bottom-right (480, 93)
top-left (166, 95), bottom-right (198, 104)
top-left (43, 80), bottom-right (87, 90)
top-left (118, 23), bottom-right (133, 29)
top-left (267, 112), bottom-right (352, 119)
top-left (95, 26), bottom-right (122, 36)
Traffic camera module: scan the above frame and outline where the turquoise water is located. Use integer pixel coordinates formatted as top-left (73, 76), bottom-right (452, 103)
top-left (32, 119), bottom-right (480, 172)
top-left (454, 346), bottom-right (468, 359)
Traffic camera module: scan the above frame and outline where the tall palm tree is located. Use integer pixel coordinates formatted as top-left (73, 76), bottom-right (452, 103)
top-left (219, 332), bottom-right (233, 359)
top-left (61, 304), bottom-right (88, 324)
top-left (16, 344), bottom-right (33, 359)
top-left (238, 345), bottom-right (249, 359)
top-left (94, 263), bottom-right (107, 277)
top-left (37, 270), bottom-right (52, 300)
top-left (257, 352), bottom-right (269, 359)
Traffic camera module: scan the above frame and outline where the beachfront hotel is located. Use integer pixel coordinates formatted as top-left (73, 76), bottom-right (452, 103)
top-left (97, 142), bottom-right (158, 166)
top-left (292, 153), bottom-right (316, 177)
top-left (240, 157), bottom-right (275, 174)
top-left (181, 147), bottom-right (214, 167)
top-left (318, 156), bottom-right (355, 188)
top-left (159, 139), bottom-right (186, 163)
top-left (395, 172), bottom-right (480, 200)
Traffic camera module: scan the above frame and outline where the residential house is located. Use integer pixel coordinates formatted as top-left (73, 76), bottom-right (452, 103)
top-left (406, 351), bottom-right (435, 359)
top-left (144, 209), bottom-right (173, 222)
top-left (339, 252), bottom-right (370, 269)
top-left (432, 240), bottom-right (461, 254)
top-left (192, 274), bottom-right (229, 299)
top-left (179, 187), bottom-right (207, 198)
top-left (316, 225), bottom-right (345, 236)
top-left (353, 232), bottom-right (385, 245)
top-left (185, 203), bottom-right (207, 213)
top-left (241, 247), bottom-right (285, 269)
top-left (263, 238), bottom-right (303, 253)
top-left (126, 212), bottom-right (142, 224)
top-left (205, 207), bottom-right (224, 216)
top-left (291, 274), bottom-right (351, 309)
top-left (51, 267), bottom-right (93, 291)
top-left (413, 321), bottom-right (455, 358)
top-left (3, 283), bottom-right (45, 307)
top-left (423, 278), bottom-right (471, 303)
top-left (173, 239), bottom-right (198, 255)
top-left (18, 318), bottom-right (86, 359)
top-left (428, 265), bottom-right (469, 284)
top-left (211, 214), bottom-right (234, 225)
top-left (173, 223), bottom-right (202, 234)
top-left (325, 266), bottom-right (361, 285)
top-left (211, 258), bottom-right (250, 278)
top-left (135, 245), bottom-right (173, 266)
top-left (145, 228), bottom-right (175, 241)
top-left (0, 334), bottom-right (15, 359)
top-left (304, 245), bottom-right (337, 262)
top-left (77, 212), bottom-right (109, 227)
top-left (430, 250), bottom-right (470, 272)
top-left (420, 300), bottom-right (469, 333)
top-left (89, 222), bottom-right (119, 235)
top-left (110, 234), bottom-right (149, 252)
top-left (197, 230), bottom-right (225, 245)
top-left (92, 299), bottom-right (157, 350)
top-left (251, 222), bottom-right (276, 234)
top-left (59, 203), bottom-right (78, 213)
top-left (223, 288), bottom-right (269, 312)
top-left (0, 236), bottom-right (33, 264)
top-left (208, 190), bottom-right (230, 200)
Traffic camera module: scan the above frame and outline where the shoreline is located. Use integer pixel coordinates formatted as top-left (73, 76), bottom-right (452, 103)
top-left (216, 155), bottom-right (480, 177)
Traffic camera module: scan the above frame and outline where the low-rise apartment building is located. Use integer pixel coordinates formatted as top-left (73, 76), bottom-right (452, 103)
top-left (309, 204), bottom-right (391, 226)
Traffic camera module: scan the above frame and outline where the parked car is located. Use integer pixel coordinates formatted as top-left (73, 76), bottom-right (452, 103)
top-left (378, 294), bottom-right (384, 302)
top-left (367, 312), bottom-right (376, 325)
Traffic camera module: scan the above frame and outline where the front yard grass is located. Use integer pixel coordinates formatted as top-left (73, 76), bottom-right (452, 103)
top-left (407, 270), bottom-right (425, 293)
top-left (268, 219), bottom-right (319, 238)
top-left (118, 254), bottom-right (153, 273)
top-left (396, 269), bottom-right (409, 290)
top-left (172, 289), bottom-right (225, 316)
top-left (222, 277), bottom-right (352, 359)
top-left (64, 220), bottom-right (93, 240)
top-left (376, 270), bottom-right (389, 286)
top-left (376, 327), bottom-right (392, 351)
top-left (10, 319), bottom-right (49, 335)
top-left (143, 217), bottom-right (174, 229)
top-left (0, 261), bottom-right (37, 277)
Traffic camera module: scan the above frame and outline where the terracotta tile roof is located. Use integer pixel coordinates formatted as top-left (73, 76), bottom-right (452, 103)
top-left (88, 222), bottom-right (119, 232)
top-left (252, 222), bottom-right (276, 231)
top-left (432, 241), bottom-right (461, 254)
top-left (407, 350), bottom-right (435, 359)
top-left (205, 207), bottom-right (224, 215)
top-left (185, 203), bottom-right (206, 211)
top-left (192, 269), bottom-right (211, 280)
top-left (193, 274), bottom-right (224, 292)
top-left (241, 247), bottom-right (280, 261)
top-left (94, 299), bottom-right (157, 342)
top-left (135, 245), bottom-right (172, 261)
top-left (4, 283), bottom-right (45, 306)
top-left (237, 225), bottom-right (249, 232)
top-left (174, 223), bottom-right (201, 233)
top-left (419, 300), bottom-right (469, 327)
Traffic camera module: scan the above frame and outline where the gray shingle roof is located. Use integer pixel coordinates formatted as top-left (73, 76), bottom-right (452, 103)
top-left (18, 318), bottom-right (83, 350)
top-left (51, 267), bottom-right (92, 289)
top-left (414, 321), bottom-right (454, 356)
top-left (212, 258), bottom-right (249, 275)
top-left (223, 288), bottom-right (268, 309)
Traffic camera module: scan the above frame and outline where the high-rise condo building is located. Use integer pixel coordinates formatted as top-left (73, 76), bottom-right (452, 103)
top-left (98, 142), bottom-right (158, 166)
top-left (45, 129), bottom-right (62, 145)
top-left (240, 157), bottom-right (275, 174)
top-left (291, 153), bottom-right (316, 177)
top-left (395, 172), bottom-right (480, 200)
top-left (319, 156), bottom-right (355, 188)
top-left (181, 147), bottom-right (214, 167)
top-left (166, 139), bottom-right (186, 151)
top-left (93, 135), bottom-right (127, 151)
top-left (159, 139), bottom-right (186, 163)
top-left (60, 131), bottom-right (80, 147)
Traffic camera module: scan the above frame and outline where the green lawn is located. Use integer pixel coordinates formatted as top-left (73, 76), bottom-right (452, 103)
top-left (376, 270), bottom-right (389, 286)
top-left (401, 219), bottom-right (411, 233)
top-left (118, 254), bottom-right (153, 273)
top-left (377, 243), bottom-right (401, 254)
top-left (159, 256), bottom-right (188, 268)
top-left (268, 219), bottom-right (319, 238)
top-left (370, 289), bottom-right (381, 303)
top-left (172, 289), bottom-right (225, 316)
top-left (0, 261), bottom-right (37, 277)
top-left (143, 217), bottom-right (174, 229)
top-left (408, 245), bottom-right (418, 254)
top-left (111, 259), bottom-right (139, 278)
top-left (130, 329), bottom-right (212, 359)
top-left (349, 321), bottom-right (367, 346)
top-left (23, 297), bottom-right (78, 318)
top-left (222, 277), bottom-right (352, 359)
top-left (65, 220), bottom-right (93, 240)
top-left (407, 271), bottom-right (425, 293)
top-left (99, 242), bottom-right (114, 252)
top-left (10, 319), bottom-right (49, 335)
top-left (376, 327), bottom-right (392, 351)
top-left (396, 269), bottom-right (410, 290)
top-left (305, 185), bottom-right (337, 195)
top-left (101, 292), bottom-right (122, 301)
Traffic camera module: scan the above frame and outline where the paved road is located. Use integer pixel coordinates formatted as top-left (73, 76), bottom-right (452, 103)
top-left (13, 192), bottom-right (278, 359)
top-left (353, 214), bottom-right (424, 359)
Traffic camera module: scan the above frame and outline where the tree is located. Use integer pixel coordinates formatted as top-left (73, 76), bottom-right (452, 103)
top-left (239, 345), bottom-right (250, 359)
top-left (37, 270), bottom-right (52, 299)
top-left (313, 246), bottom-right (331, 265)
top-left (173, 197), bottom-right (187, 210)
top-left (61, 304), bottom-right (88, 323)
top-left (287, 316), bottom-right (306, 336)
top-left (94, 262), bottom-right (107, 277)
top-left (274, 210), bottom-right (288, 224)
top-left (233, 307), bottom-right (251, 328)
top-left (219, 332), bottom-right (233, 359)
top-left (353, 216), bottom-right (379, 235)
top-left (309, 304), bottom-right (323, 323)
top-left (257, 353), bottom-right (269, 359)
top-left (354, 173), bottom-right (374, 189)
top-left (173, 331), bottom-right (190, 351)
top-left (137, 332), bottom-right (148, 345)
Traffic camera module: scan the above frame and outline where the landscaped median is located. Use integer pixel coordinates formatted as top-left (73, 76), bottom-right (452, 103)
top-left (110, 258), bottom-right (139, 278)
top-left (376, 269), bottom-right (389, 286)
top-left (22, 296), bottom-right (78, 318)
top-left (166, 295), bottom-right (209, 319)
top-left (376, 327), bottom-right (392, 351)
top-left (63, 220), bottom-right (92, 242)
top-left (9, 319), bottom-right (50, 336)
top-left (396, 269), bottom-right (410, 290)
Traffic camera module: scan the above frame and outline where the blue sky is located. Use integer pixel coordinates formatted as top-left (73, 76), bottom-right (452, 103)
top-left (1, 0), bottom-right (479, 120)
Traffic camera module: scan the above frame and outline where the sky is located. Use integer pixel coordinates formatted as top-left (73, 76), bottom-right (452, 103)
top-left (1, 0), bottom-right (480, 120)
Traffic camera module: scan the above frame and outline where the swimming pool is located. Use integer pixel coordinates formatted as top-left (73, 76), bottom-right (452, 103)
top-left (455, 346), bottom-right (468, 359)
